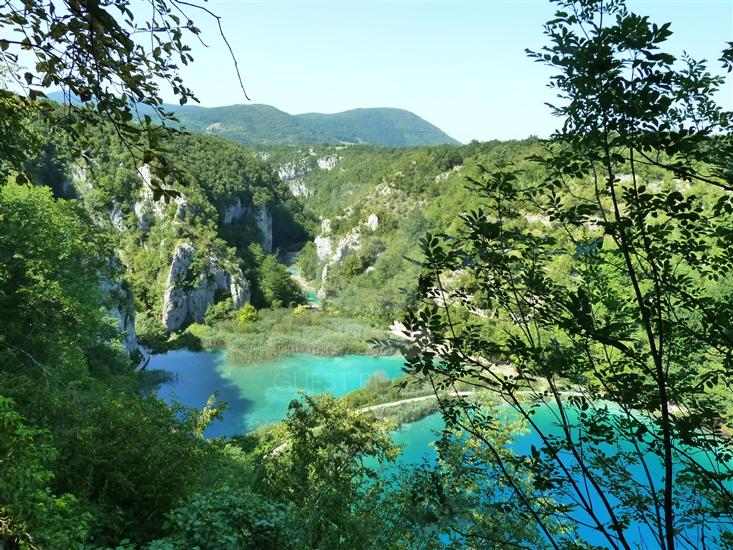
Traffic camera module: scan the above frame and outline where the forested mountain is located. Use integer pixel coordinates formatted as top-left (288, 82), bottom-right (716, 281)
top-left (25, 108), bottom-right (312, 353)
top-left (45, 92), bottom-right (460, 147)
top-left (160, 105), bottom-right (460, 147)
top-left (253, 141), bottom-right (513, 321)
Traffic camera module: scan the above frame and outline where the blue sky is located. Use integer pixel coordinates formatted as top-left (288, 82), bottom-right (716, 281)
top-left (167, 0), bottom-right (733, 142)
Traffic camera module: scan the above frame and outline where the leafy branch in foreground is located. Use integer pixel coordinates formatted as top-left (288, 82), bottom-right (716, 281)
top-left (0, 0), bottom-right (248, 192)
top-left (406, 1), bottom-right (733, 548)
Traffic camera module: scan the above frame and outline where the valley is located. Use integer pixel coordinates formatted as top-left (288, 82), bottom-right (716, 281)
top-left (2, 1), bottom-right (733, 547)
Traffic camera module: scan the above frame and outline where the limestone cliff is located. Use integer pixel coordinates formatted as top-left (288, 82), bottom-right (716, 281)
top-left (161, 243), bottom-right (250, 332)
top-left (102, 278), bottom-right (149, 369)
top-left (222, 199), bottom-right (273, 253)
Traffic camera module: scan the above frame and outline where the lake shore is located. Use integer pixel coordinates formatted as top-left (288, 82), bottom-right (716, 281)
top-left (178, 308), bottom-right (398, 365)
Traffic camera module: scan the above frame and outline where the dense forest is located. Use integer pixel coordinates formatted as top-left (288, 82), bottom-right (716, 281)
top-left (44, 95), bottom-right (461, 147)
top-left (2, 0), bottom-right (733, 548)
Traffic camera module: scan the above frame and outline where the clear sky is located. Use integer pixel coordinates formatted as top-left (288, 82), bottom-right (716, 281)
top-left (164, 0), bottom-right (733, 143)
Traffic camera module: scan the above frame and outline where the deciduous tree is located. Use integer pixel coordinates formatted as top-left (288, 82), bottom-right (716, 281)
top-left (406, 1), bottom-right (733, 547)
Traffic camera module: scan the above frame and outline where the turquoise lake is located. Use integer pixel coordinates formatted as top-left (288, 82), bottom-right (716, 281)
top-left (148, 350), bottom-right (405, 436)
top-left (150, 350), bottom-right (728, 547)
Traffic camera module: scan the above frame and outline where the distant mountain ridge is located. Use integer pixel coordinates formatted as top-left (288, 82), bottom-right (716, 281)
top-left (45, 92), bottom-right (460, 147)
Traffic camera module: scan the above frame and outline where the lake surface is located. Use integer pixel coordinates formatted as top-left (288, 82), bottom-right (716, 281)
top-left (288, 265), bottom-right (320, 305)
top-left (391, 406), bottom-right (729, 548)
top-left (148, 350), bottom-right (405, 436)
top-left (150, 350), bottom-right (727, 547)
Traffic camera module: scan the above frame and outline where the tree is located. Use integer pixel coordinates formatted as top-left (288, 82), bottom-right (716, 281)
top-left (391, 398), bottom-right (555, 548)
top-left (257, 253), bottom-right (306, 309)
top-left (0, 182), bottom-right (118, 392)
top-left (0, 0), bottom-right (246, 192)
top-left (51, 392), bottom-right (214, 545)
top-left (0, 396), bottom-right (88, 549)
top-left (145, 486), bottom-right (293, 550)
top-left (406, 1), bottom-right (733, 548)
top-left (258, 394), bottom-right (397, 549)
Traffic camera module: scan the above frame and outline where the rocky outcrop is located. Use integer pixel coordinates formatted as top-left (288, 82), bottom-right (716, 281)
top-left (318, 264), bottom-right (329, 300)
top-left (102, 277), bottom-right (149, 369)
top-left (256, 206), bottom-right (273, 253)
top-left (366, 214), bottom-right (378, 232)
top-left (222, 198), bottom-right (247, 224)
top-left (71, 164), bottom-right (92, 194)
top-left (332, 228), bottom-right (361, 262)
top-left (317, 155), bottom-right (340, 171)
top-left (174, 195), bottom-right (192, 222)
top-left (161, 243), bottom-right (250, 332)
top-left (133, 170), bottom-right (166, 231)
top-left (288, 179), bottom-right (311, 198)
top-left (278, 160), bottom-right (309, 181)
top-left (434, 164), bottom-right (463, 183)
top-left (315, 236), bottom-right (333, 261)
top-left (109, 202), bottom-right (126, 231)
top-left (311, 219), bottom-right (367, 298)
top-left (524, 213), bottom-right (552, 227)
top-left (221, 200), bottom-right (273, 252)
top-left (278, 159), bottom-right (316, 198)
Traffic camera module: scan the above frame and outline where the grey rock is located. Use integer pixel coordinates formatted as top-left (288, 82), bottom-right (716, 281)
top-left (161, 243), bottom-right (251, 331)
top-left (318, 264), bottom-right (329, 300)
top-left (317, 155), bottom-right (340, 171)
top-left (256, 205), bottom-right (273, 253)
top-left (222, 198), bottom-right (246, 224)
top-left (109, 202), bottom-right (126, 231)
top-left (366, 214), bottom-right (378, 232)
top-left (288, 178), bottom-right (311, 197)
top-left (332, 228), bottom-right (361, 262)
top-left (315, 235), bottom-right (333, 261)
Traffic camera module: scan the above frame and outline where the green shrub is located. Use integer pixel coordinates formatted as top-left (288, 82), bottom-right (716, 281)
top-left (135, 311), bottom-right (169, 352)
top-left (147, 486), bottom-right (294, 549)
top-left (237, 303), bottom-right (258, 326)
top-left (297, 241), bottom-right (319, 281)
top-left (204, 300), bottom-right (234, 325)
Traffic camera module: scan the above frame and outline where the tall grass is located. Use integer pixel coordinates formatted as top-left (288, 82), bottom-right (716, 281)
top-left (185, 308), bottom-right (394, 364)
top-left (368, 399), bottom-right (441, 426)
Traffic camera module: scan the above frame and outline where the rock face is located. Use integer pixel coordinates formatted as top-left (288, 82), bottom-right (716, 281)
top-left (161, 243), bottom-right (250, 332)
top-left (133, 178), bottom-right (166, 231)
top-left (109, 202), bottom-right (126, 231)
top-left (278, 159), bottom-right (316, 198)
top-left (288, 179), bottom-right (311, 198)
top-left (173, 195), bottom-right (191, 222)
top-left (312, 221), bottom-right (365, 298)
top-left (314, 217), bottom-right (362, 263)
top-left (105, 283), bottom-right (138, 355)
top-left (221, 200), bottom-right (273, 253)
top-left (366, 214), bottom-right (378, 232)
top-left (317, 155), bottom-right (340, 171)
top-left (102, 277), bottom-right (149, 369)
top-left (256, 206), bottom-right (273, 253)
top-left (278, 160), bottom-right (309, 181)
top-left (315, 236), bottom-right (333, 261)
top-left (318, 264), bottom-right (329, 300)
top-left (222, 198), bottom-right (247, 224)
top-left (332, 228), bottom-right (361, 262)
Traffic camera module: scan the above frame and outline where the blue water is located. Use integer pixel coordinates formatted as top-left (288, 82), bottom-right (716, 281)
top-left (391, 413), bottom-right (445, 465)
top-left (150, 350), bottom-right (729, 547)
top-left (287, 265), bottom-right (321, 305)
top-left (393, 407), bottom-right (730, 548)
top-left (149, 350), bottom-right (405, 436)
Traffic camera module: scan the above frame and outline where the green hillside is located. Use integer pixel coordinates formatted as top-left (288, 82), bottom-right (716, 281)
top-left (172, 104), bottom-right (460, 147)
top-left (46, 93), bottom-right (460, 147)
